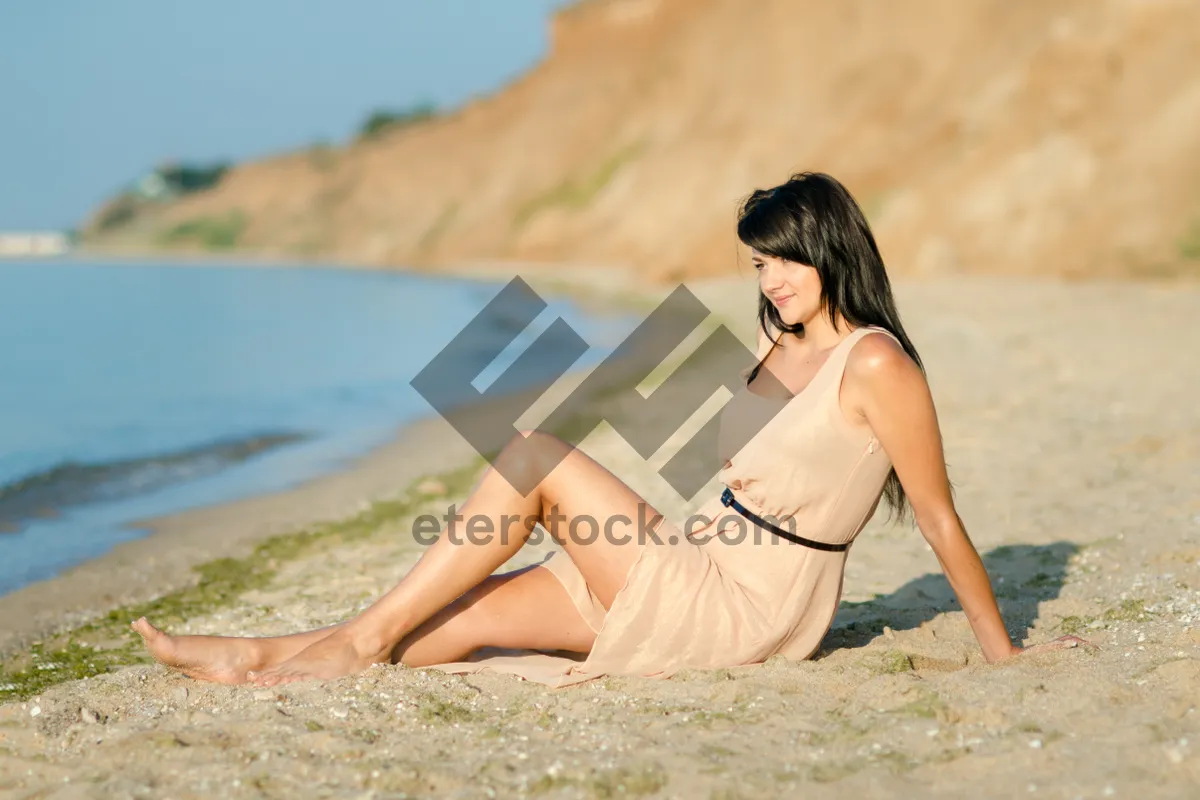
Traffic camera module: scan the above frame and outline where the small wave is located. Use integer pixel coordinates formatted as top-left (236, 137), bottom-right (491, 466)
top-left (0, 431), bottom-right (309, 533)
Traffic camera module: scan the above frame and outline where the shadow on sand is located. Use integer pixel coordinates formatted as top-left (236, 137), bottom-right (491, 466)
top-left (822, 541), bottom-right (1080, 653)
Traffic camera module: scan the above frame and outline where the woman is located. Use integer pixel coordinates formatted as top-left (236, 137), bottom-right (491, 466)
top-left (133, 172), bottom-right (1084, 688)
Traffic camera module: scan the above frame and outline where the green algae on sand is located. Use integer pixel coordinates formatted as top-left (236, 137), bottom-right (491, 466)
top-left (0, 459), bottom-right (486, 703)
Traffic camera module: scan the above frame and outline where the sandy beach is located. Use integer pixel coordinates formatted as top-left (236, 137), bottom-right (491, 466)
top-left (1, 269), bottom-right (1198, 798)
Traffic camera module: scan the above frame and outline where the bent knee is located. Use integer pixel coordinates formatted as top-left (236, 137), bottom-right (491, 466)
top-left (496, 429), bottom-right (572, 491)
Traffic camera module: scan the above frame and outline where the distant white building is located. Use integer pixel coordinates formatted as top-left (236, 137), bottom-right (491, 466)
top-left (137, 171), bottom-right (169, 199)
top-left (0, 232), bottom-right (71, 257)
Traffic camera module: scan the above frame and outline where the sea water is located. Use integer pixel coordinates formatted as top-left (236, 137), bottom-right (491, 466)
top-left (0, 258), bottom-right (638, 594)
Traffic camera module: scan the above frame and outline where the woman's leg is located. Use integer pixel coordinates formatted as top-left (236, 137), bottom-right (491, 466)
top-left (131, 618), bottom-right (344, 685)
top-left (131, 561), bottom-right (594, 683)
top-left (247, 430), bottom-right (663, 686)
top-left (390, 563), bottom-right (597, 666)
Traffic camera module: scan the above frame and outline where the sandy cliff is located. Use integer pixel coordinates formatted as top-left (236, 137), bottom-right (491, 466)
top-left (84, 0), bottom-right (1200, 281)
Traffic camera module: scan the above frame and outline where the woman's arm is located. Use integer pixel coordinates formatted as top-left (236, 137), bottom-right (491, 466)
top-left (845, 333), bottom-right (1081, 662)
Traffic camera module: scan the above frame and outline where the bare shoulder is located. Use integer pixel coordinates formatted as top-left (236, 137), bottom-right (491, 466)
top-left (843, 330), bottom-right (927, 411)
top-left (846, 330), bottom-right (912, 377)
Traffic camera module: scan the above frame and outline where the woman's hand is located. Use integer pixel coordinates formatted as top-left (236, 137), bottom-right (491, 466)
top-left (1007, 634), bottom-right (1094, 659)
top-left (845, 335), bottom-right (1096, 667)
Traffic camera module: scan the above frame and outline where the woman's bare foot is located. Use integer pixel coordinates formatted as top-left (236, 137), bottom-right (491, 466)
top-left (132, 617), bottom-right (268, 685)
top-left (247, 628), bottom-right (390, 687)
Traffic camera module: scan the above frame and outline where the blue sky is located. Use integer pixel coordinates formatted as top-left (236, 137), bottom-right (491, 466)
top-left (0, 1), bottom-right (572, 230)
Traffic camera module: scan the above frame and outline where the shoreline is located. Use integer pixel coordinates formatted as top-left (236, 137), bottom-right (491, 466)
top-left (0, 256), bottom-right (690, 658)
top-left (0, 412), bottom-right (479, 657)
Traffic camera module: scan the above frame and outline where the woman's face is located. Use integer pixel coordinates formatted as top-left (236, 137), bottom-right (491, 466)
top-left (752, 249), bottom-right (823, 326)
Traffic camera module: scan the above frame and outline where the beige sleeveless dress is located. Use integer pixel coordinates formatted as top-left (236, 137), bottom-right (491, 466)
top-left (424, 325), bottom-right (900, 688)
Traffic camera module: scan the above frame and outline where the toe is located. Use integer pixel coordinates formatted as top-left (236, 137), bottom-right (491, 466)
top-left (131, 617), bottom-right (161, 641)
top-left (249, 671), bottom-right (277, 687)
top-left (131, 618), bottom-right (178, 664)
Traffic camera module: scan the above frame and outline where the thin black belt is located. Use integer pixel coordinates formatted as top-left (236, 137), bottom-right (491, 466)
top-left (720, 487), bottom-right (849, 552)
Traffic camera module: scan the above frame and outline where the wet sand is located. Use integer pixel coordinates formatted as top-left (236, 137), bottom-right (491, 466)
top-left (1, 271), bottom-right (1197, 798)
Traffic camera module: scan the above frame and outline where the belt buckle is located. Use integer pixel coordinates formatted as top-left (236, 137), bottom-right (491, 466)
top-left (720, 487), bottom-right (733, 506)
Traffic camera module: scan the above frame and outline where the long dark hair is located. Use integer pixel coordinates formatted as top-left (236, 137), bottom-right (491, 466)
top-left (737, 171), bottom-right (925, 523)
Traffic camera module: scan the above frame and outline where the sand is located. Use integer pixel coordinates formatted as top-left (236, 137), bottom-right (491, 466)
top-left (1, 270), bottom-right (1198, 798)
